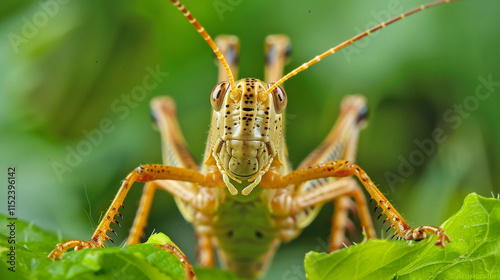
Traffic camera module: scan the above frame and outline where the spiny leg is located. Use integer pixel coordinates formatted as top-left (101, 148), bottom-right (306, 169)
top-left (48, 165), bottom-right (220, 259)
top-left (264, 161), bottom-right (450, 248)
top-left (48, 97), bottom-right (224, 258)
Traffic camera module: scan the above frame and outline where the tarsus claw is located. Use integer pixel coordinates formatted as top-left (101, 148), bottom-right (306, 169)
top-left (405, 225), bottom-right (450, 248)
top-left (48, 239), bottom-right (102, 260)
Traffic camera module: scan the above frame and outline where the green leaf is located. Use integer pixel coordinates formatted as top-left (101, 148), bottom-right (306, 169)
top-left (304, 193), bottom-right (500, 280)
top-left (0, 215), bottom-right (241, 280)
top-left (2, 193), bottom-right (496, 280)
top-left (0, 225), bottom-right (186, 279)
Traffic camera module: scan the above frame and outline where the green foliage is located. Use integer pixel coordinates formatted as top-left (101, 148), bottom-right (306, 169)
top-left (305, 193), bottom-right (500, 280)
top-left (0, 220), bottom-right (242, 280)
top-left (1, 193), bottom-right (498, 279)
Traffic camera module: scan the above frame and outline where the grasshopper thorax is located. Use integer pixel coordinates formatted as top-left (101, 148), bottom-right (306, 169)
top-left (210, 78), bottom-right (287, 196)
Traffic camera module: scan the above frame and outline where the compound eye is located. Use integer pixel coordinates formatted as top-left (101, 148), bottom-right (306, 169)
top-left (271, 85), bottom-right (287, 114)
top-left (211, 82), bottom-right (230, 111)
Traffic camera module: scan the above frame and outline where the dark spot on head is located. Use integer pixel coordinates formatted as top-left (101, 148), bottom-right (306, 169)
top-left (255, 231), bottom-right (263, 239)
top-left (227, 230), bottom-right (234, 238)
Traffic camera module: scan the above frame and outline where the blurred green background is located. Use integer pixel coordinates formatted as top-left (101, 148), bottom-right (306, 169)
top-left (1, 0), bottom-right (499, 278)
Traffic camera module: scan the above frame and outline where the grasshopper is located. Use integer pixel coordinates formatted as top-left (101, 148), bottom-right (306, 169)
top-left (48, 0), bottom-right (462, 278)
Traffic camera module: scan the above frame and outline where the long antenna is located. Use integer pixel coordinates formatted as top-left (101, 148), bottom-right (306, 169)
top-left (169, 0), bottom-right (236, 91)
top-left (264, 0), bottom-right (463, 96)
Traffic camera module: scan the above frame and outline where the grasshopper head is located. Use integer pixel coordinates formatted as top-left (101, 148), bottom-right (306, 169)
top-left (209, 78), bottom-right (287, 196)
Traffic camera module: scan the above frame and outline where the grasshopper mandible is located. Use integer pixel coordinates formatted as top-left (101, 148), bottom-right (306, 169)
top-left (48, 0), bottom-right (461, 278)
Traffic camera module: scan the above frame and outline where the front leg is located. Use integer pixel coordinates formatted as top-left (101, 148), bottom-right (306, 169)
top-left (263, 161), bottom-right (450, 248)
top-left (48, 164), bottom-right (221, 259)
